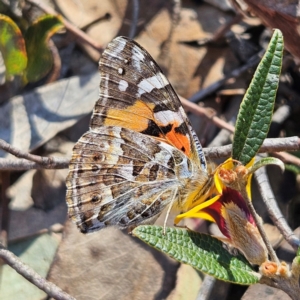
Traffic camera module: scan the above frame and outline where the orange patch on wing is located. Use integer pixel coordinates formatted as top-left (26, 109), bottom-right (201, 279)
top-left (164, 126), bottom-right (191, 156)
top-left (105, 100), bottom-right (192, 156)
top-left (104, 100), bottom-right (155, 131)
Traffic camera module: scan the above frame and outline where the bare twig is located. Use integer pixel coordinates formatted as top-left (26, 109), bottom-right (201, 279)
top-left (259, 137), bottom-right (300, 153)
top-left (128, 0), bottom-right (139, 39)
top-left (0, 139), bottom-right (69, 167)
top-left (0, 158), bottom-right (69, 171)
top-left (196, 275), bottom-right (216, 300)
top-left (26, 0), bottom-right (103, 52)
top-left (255, 167), bottom-right (300, 251)
top-left (0, 245), bottom-right (76, 300)
top-left (188, 50), bottom-right (262, 103)
top-left (204, 136), bottom-right (300, 159)
top-left (0, 172), bottom-right (10, 248)
top-left (0, 137), bottom-right (299, 171)
top-left (180, 97), bottom-right (235, 133)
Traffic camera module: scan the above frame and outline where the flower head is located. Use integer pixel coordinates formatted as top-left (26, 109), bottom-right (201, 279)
top-left (175, 158), bottom-right (268, 265)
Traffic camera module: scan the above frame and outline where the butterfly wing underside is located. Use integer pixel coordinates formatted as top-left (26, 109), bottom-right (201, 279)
top-left (92, 36), bottom-right (207, 169)
top-left (66, 36), bottom-right (208, 233)
top-left (66, 126), bottom-right (192, 232)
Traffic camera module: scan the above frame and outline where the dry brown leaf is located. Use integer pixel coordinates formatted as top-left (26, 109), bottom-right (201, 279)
top-left (0, 72), bottom-right (99, 158)
top-left (48, 221), bottom-right (179, 300)
top-left (136, 3), bottom-right (239, 98)
top-left (242, 283), bottom-right (292, 300)
top-left (55, 0), bottom-right (127, 61)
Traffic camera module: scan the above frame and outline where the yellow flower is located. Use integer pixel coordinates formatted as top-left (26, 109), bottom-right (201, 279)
top-left (175, 158), bottom-right (268, 265)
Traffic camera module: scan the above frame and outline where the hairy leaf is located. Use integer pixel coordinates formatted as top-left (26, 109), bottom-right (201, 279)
top-left (133, 225), bottom-right (260, 285)
top-left (233, 29), bottom-right (283, 165)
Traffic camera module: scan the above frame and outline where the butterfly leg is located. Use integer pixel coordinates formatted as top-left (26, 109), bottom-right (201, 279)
top-left (163, 188), bottom-right (178, 235)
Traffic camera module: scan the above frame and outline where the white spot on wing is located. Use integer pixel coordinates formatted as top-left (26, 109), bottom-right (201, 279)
top-left (132, 45), bottom-right (145, 72)
top-left (112, 38), bottom-right (126, 55)
top-left (118, 67), bottom-right (124, 75)
top-left (153, 110), bottom-right (182, 126)
top-left (118, 80), bottom-right (128, 92)
top-left (137, 73), bottom-right (168, 97)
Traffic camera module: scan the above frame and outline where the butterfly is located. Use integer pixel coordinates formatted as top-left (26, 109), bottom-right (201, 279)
top-left (66, 36), bottom-right (213, 233)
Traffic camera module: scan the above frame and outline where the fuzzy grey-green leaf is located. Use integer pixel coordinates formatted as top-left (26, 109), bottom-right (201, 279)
top-left (232, 29), bottom-right (283, 165)
top-left (133, 225), bottom-right (260, 285)
top-left (249, 157), bottom-right (284, 174)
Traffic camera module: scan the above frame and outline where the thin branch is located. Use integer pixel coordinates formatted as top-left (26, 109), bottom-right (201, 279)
top-left (0, 172), bottom-right (10, 248)
top-left (0, 139), bottom-right (70, 167)
top-left (0, 137), bottom-right (299, 171)
top-left (196, 275), bottom-right (216, 300)
top-left (255, 167), bottom-right (300, 251)
top-left (0, 158), bottom-right (69, 170)
top-left (204, 136), bottom-right (300, 159)
top-left (0, 245), bottom-right (76, 300)
top-left (26, 0), bottom-right (103, 52)
top-left (128, 0), bottom-right (139, 39)
top-left (259, 137), bottom-right (300, 153)
top-left (180, 96), bottom-right (235, 133)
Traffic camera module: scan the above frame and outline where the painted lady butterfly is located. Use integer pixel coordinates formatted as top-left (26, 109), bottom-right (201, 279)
top-left (66, 36), bottom-right (213, 233)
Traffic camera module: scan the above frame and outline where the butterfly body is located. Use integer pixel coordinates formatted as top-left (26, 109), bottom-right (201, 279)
top-left (66, 36), bottom-right (211, 233)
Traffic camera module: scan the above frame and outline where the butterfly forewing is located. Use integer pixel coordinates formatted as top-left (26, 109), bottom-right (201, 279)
top-left (91, 36), bottom-right (207, 169)
top-left (66, 36), bottom-right (210, 233)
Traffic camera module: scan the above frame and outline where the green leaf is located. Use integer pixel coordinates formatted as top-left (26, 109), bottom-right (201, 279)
top-left (232, 29), bottom-right (283, 165)
top-left (133, 225), bottom-right (260, 285)
top-left (248, 157), bottom-right (285, 174)
top-left (0, 14), bottom-right (27, 77)
top-left (24, 14), bottom-right (64, 82)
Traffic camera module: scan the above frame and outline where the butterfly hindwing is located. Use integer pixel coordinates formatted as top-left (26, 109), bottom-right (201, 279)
top-left (66, 126), bottom-right (191, 232)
